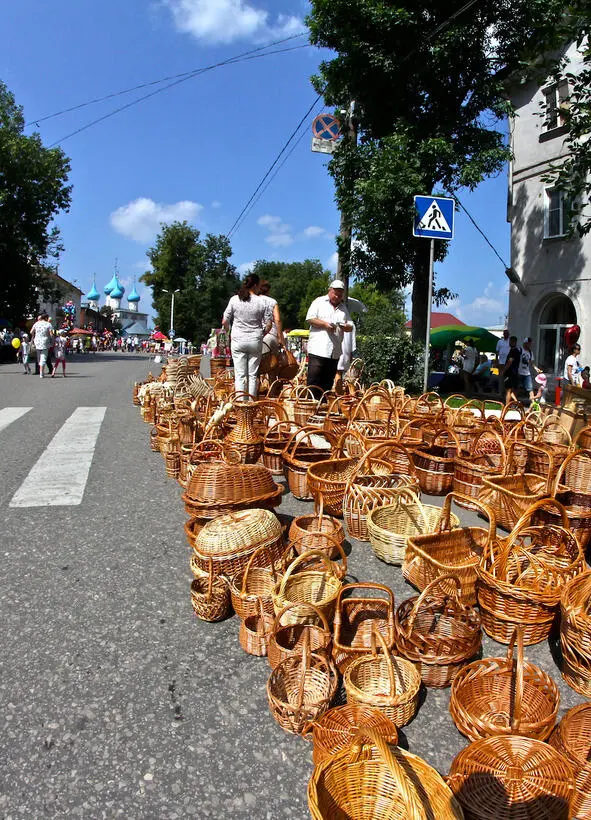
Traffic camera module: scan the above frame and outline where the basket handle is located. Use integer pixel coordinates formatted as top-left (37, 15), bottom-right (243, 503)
top-left (337, 427), bottom-right (369, 457)
top-left (501, 401), bottom-right (526, 421)
top-left (402, 574), bottom-right (462, 638)
top-left (283, 424), bottom-right (336, 458)
top-left (438, 492), bottom-right (496, 543)
top-left (471, 426), bottom-right (507, 468)
top-left (370, 626), bottom-right (398, 703)
top-left (552, 449), bottom-right (591, 495)
top-left (295, 385), bottom-right (317, 401)
top-left (507, 626), bottom-right (524, 732)
top-left (504, 497), bottom-right (570, 549)
top-left (295, 630), bottom-right (312, 711)
top-left (333, 583), bottom-right (394, 648)
top-left (272, 601), bottom-right (331, 635)
top-left (389, 488), bottom-right (433, 533)
top-left (540, 414), bottom-right (572, 443)
top-left (289, 532), bottom-right (347, 578)
top-left (241, 544), bottom-right (277, 595)
top-left (574, 426), bottom-right (591, 448)
top-left (263, 419), bottom-right (296, 444)
top-left (206, 556), bottom-right (215, 602)
top-left (279, 549), bottom-right (338, 596)
top-left (313, 493), bottom-right (325, 522)
top-left (348, 728), bottom-right (427, 819)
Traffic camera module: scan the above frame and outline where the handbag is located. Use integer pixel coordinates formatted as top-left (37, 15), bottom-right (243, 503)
top-left (275, 346), bottom-right (299, 380)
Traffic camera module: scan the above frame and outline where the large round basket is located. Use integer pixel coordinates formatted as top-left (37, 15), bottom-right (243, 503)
top-left (308, 705), bottom-right (398, 765)
top-left (367, 489), bottom-right (453, 566)
top-left (447, 734), bottom-right (574, 820)
top-left (343, 629), bottom-right (421, 728)
top-left (308, 728), bottom-right (463, 820)
top-left (560, 570), bottom-right (591, 697)
top-left (395, 575), bottom-right (481, 688)
top-left (549, 702), bottom-right (591, 820)
top-left (272, 549), bottom-right (342, 626)
top-left (266, 634), bottom-right (338, 735)
top-left (267, 602), bottom-right (332, 671)
top-left (449, 627), bottom-right (559, 742)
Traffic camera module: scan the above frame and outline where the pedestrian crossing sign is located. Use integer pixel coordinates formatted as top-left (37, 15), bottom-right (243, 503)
top-left (413, 195), bottom-right (455, 240)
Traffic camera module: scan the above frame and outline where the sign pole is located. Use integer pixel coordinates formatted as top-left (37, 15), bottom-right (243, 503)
top-left (423, 238), bottom-right (435, 393)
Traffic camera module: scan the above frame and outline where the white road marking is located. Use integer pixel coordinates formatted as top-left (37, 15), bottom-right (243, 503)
top-left (0, 407), bottom-right (32, 434)
top-left (10, 407), bottom-right (106, 507)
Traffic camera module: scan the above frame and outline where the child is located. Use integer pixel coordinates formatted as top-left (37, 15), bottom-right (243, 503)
top-left (582, 367), bottom-right (591, 390)
top-left (21, 333), bottom-right (31, 374)
top-left (52, 330), bottom-right (68, 377)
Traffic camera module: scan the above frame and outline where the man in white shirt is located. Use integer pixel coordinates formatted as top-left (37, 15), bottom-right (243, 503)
top-left (494, 328), bottom-right (511, 396)
top-left (306, 279), bottom-right (352, 397)
top-left (564, 343), bottom-right (582, 386)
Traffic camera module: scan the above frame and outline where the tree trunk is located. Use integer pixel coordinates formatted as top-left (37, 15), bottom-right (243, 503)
top-left (410, 240), bottom-right (431, 344)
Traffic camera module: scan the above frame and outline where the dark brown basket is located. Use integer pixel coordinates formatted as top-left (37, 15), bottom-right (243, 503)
top-left (267, 602), bottom-right (332, 671)
top-left (411, 426), bottom-right (461, 496)
top-left (332, 583), bottom-right (396, 674)
top-left (190, 559), bottom-right (231, 622)
top-left (283, 426), bottom-right (336, 501)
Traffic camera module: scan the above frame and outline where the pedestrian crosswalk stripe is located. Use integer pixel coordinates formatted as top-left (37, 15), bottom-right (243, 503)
top-left (0, 407), bottom-right (32, 434)
top-left (9, 407), bottom-right (106, 508)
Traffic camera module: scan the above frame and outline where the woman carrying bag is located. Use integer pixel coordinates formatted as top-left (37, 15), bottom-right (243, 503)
top-left (222, 273), bottom-right (272, 400)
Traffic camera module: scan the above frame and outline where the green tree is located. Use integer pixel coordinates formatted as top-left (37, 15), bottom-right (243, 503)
top-left (251, 259), bottom-right (330, 330)
top-left (141, 222), bottom-right (239, 345)
top-left (307, 0), bottom-right (570, 342)
top-left (0, 81), bottom-right (72, 323)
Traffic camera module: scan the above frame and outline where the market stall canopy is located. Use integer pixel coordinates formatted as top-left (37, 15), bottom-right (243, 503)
top-left (69, 328), bottom-right (93, 336)
top-left (287, 329), bottom-right (310, 338)
top-left (430, 324), bottom-right (500, 352)
top-left (173, 337), bottom-right (188, 343)
top-left (152, 331), bottom-right (168, 341)
top-left (405, 312), bottom-right (465, 330)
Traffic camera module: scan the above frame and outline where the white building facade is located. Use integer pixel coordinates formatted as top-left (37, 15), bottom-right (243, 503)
top-left (507, 41), bottom-right (590, 376)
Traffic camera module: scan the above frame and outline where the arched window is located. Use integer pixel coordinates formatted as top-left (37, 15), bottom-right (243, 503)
top-left (537, 294), bottom-right (577, 373)
top-left (539, 295), bottom-right (576, 325)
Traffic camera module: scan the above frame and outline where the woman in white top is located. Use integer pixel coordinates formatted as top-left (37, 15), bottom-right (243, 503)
top-left (52, 330), bottom-right (68, 377)
top-left (564, 343), bottom-right (582, 385)
top-left (30, 313), bottom-right (54, 378)
top-left (222, 274), bottom-right (272, 399)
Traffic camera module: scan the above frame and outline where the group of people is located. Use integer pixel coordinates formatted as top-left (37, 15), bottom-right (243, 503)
top-left (24, 314), bottom-right (69, 378)
top-left (221, 274), bottom-right (353, 400)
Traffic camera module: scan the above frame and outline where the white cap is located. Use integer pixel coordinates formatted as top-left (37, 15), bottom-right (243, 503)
top-left (329, 279), bottom-right (345, 290)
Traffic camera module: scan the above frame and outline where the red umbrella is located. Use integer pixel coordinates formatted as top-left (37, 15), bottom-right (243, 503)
top-left (152, 331), bottom-right (168, 341)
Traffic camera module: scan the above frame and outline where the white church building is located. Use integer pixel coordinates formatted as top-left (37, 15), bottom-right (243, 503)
top-left (84, 273), bottom-right (151, 338)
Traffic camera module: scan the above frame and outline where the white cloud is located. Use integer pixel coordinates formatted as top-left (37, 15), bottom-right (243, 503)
top-left (446, 286), bottom-right (507, 327)
top-left (237, 261), bottom-right (255, 276)
top-left (211, 200), bottom-right (222, 209)
top-left (110, 197), bottom-right (203, 243)
top-left (302, 225), bottom-right (328, 239)
top-left (164, 0), bottom-right (305, 45)
top-left (326, 251), bottom-right (339, 273)
top-left (257, 213), bottom-right (294, 247)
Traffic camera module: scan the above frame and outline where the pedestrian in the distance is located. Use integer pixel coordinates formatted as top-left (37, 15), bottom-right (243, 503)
top-left (518, 337), bottom-right (542, 403)
top-left (52, 330), bottom-right (68, 377)
top-left (222, 273), bottom-right (272, 399)
top-left (305, 279), bottom-right (353, 399)
top-left (564, 343), bottom-right (582, 386)
top-left (501, 335), bottom-right (521, 404)
top-left (21, 333), bottom-right (31, 374)
top-left (461, 338), bottom-right (477, 394)
top-left (257, 280), bottom-right (285, 353)
top-left (494, 328), bottom-right (511, 396)
top-left (30, 313), bottom-right (54, 378)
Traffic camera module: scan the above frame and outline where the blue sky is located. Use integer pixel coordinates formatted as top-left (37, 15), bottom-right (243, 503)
top-left (2, 0), bottom-right (510, 328)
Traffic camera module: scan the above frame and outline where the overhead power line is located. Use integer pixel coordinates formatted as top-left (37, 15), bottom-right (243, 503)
top-left (28, 33), bottom-right (306, 127)
top-left (47, 40), bottom-right (310, 148)
top-left (453, 193), bottom-right (509, 269)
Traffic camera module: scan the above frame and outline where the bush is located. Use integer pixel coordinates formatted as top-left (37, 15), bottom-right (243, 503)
top-left (356, 315), bottom-right (424, 392)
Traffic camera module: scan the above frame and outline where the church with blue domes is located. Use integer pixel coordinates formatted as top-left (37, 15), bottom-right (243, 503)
top-left (83, 271), bottom-right (151, 337)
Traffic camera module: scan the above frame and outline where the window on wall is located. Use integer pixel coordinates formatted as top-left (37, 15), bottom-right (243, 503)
top-left (544, 188), bottom-right (569, 238)
top-left (543, 80), bottom-right (569, 131)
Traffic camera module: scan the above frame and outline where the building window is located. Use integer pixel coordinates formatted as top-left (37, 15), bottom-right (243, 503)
top-left (544, 188), bottom-right (568, 238)
top-left (543, 81), bottom-right (569, 131)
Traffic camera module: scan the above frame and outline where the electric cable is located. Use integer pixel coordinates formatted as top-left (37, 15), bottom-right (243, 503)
top-left (453, 193), bottom-right (509, 268)
top-left (47, 42), bottom-right (311, 147)
top-left (27, 33), bottom-right (306, 127)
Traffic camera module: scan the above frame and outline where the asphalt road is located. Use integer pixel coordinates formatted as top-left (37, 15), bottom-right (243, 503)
top-left (0, 352), bottom-right (587, 819)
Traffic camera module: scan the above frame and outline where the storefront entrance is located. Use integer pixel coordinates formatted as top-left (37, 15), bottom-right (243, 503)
top-left (537, 295), bottom-right (577, 374)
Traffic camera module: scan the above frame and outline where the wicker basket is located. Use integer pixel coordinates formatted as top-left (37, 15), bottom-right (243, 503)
top-left (284, 533), bottom-right (348, 581)
top-left (272, 549), bottom-right (342, 626)
top-left (367, 488), bottom-right (454, 566)
top-left (262, 420), bottom-right (298, 475)
top-left (449, 627), bottom-right (560, 742)
top-left (453, 427), bottom-right (506, 511)
top-left (293, 385), bottom-right (319, 426)
top-left (476, 498), bottom-right (585, 645)
top-left (403, 493), bottom-right (494, 606)
top-left (192, 509), bottom-right (284, 579)
top-left (448, 734), bottom-right (574, 820)
top-left (289, 496), bottom-right (345, 558)
top-left (332, 583), bottom-right (396, 674)
top-left (239, 597), bottom-right (274, 657)
top-left (283, 426), bottom-right (336, 501)
top-left (549, 703), bottom-right (591, 820)
top-left (267, 632), bottom-right (338, 735)
top-left (574, 425), bottom-right (591, 450)
top-left (411, 425), bottom-right (461, 496)
top-left (190, 560), bottom-right (231, 622)
top-left (534, 450), bottom-right (591, 551)
top-left (267, 602), bottom-right (332, 671)
top-left (307, 705), bottom-right (398, 765)
top-left (229, 544), bottom-right (279, 619)
top-left (184, 455), bottom-right (278, 507)
top-left (309, 727), bottom-right (463, 820)
top-left (395, 575), bottom-right (482, 688)
top-left (560, 571), bottom-right (591, 697)
top-left (344, 628), bottom-right (421, 728)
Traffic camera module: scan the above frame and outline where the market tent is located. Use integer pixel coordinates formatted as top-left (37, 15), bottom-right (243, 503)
top-left (287, 329), bottom-right (310, 338)
top-left (430, 324), bottom-right (500, 353)
top-left (69, 328), bottom-right (93, 336)
top-left (152, 331), bottom-right (168, 341)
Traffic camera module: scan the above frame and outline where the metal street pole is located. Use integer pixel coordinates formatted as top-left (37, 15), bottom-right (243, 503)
top-left (423, 238), bottom-right (435, 393)
top-left (162, 288), bottom-right (180, 338)
top-left (336, 102), bottom-right (358, 304)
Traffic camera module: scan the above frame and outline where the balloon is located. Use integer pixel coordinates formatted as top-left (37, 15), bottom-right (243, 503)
top-left (11, 338), bottom-right (21, 349)
top-left (565, 325), bottom-right (581, 348)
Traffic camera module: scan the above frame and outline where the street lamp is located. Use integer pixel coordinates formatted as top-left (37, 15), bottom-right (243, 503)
top-left (162, 288), bottom-right (180, 339)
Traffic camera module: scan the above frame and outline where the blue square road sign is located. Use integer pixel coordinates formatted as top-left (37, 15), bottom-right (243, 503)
top-left (413, 195), bottom-right (455, 240)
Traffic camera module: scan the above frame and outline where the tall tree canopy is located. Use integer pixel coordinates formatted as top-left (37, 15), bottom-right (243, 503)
top-left (141, 222), bottom-right (239, 345)
top-left (307, 0), bottom-right (570, 341)
top-left (250, 259), bottom-right (330, 329)
top-left (0, 81), bottom-right (72, 323)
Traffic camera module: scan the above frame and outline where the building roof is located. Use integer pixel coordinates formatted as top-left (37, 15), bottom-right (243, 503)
top-left (86, 279), bottom-right (100, 301)
top-left (122, 319), bottom-right (151, 337)
top-left (127, 285), bottom-right (140, 302)
top-left (405, 312), bottom-right (466, 329)
top-left (110, 281), bottom-right (124, 299)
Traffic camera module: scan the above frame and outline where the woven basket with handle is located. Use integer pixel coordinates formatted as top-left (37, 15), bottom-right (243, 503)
top-left (267, 602), bottom-right (332, 671)
top-left (307, 705), bottom-right (398, 765)
top-left (560, 570), bottom-right (591, 697)
top-left (332, 583), bottom-right (396, 674)
top-left (272, 549), bottom-right (342, 626)
top-left (549, 702), bottom-right (591, 819)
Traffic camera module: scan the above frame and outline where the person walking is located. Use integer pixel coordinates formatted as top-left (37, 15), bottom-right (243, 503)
top-left (20, 333), bottom-right (31, 374)
top-left (501, 335), bottom-right (521, 404)
top-left (257, 280), bottom-right (285, 354)
top-left (564, 342), bottom-right (582, 386)
top-left (494, 328), bottom-right (511, 396)
top-left (305, 279), bottom-right (353, 398)
top-left (52, 330), bottom-right (68, 377)
top-left (518, 337), bottom-right (542, 402)
top-left (30, 313), bottom-right (54, 378)
top-left (461, 338), bottom-right (478, 394)
top-left (222, 273), bottom-right (272, 399)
